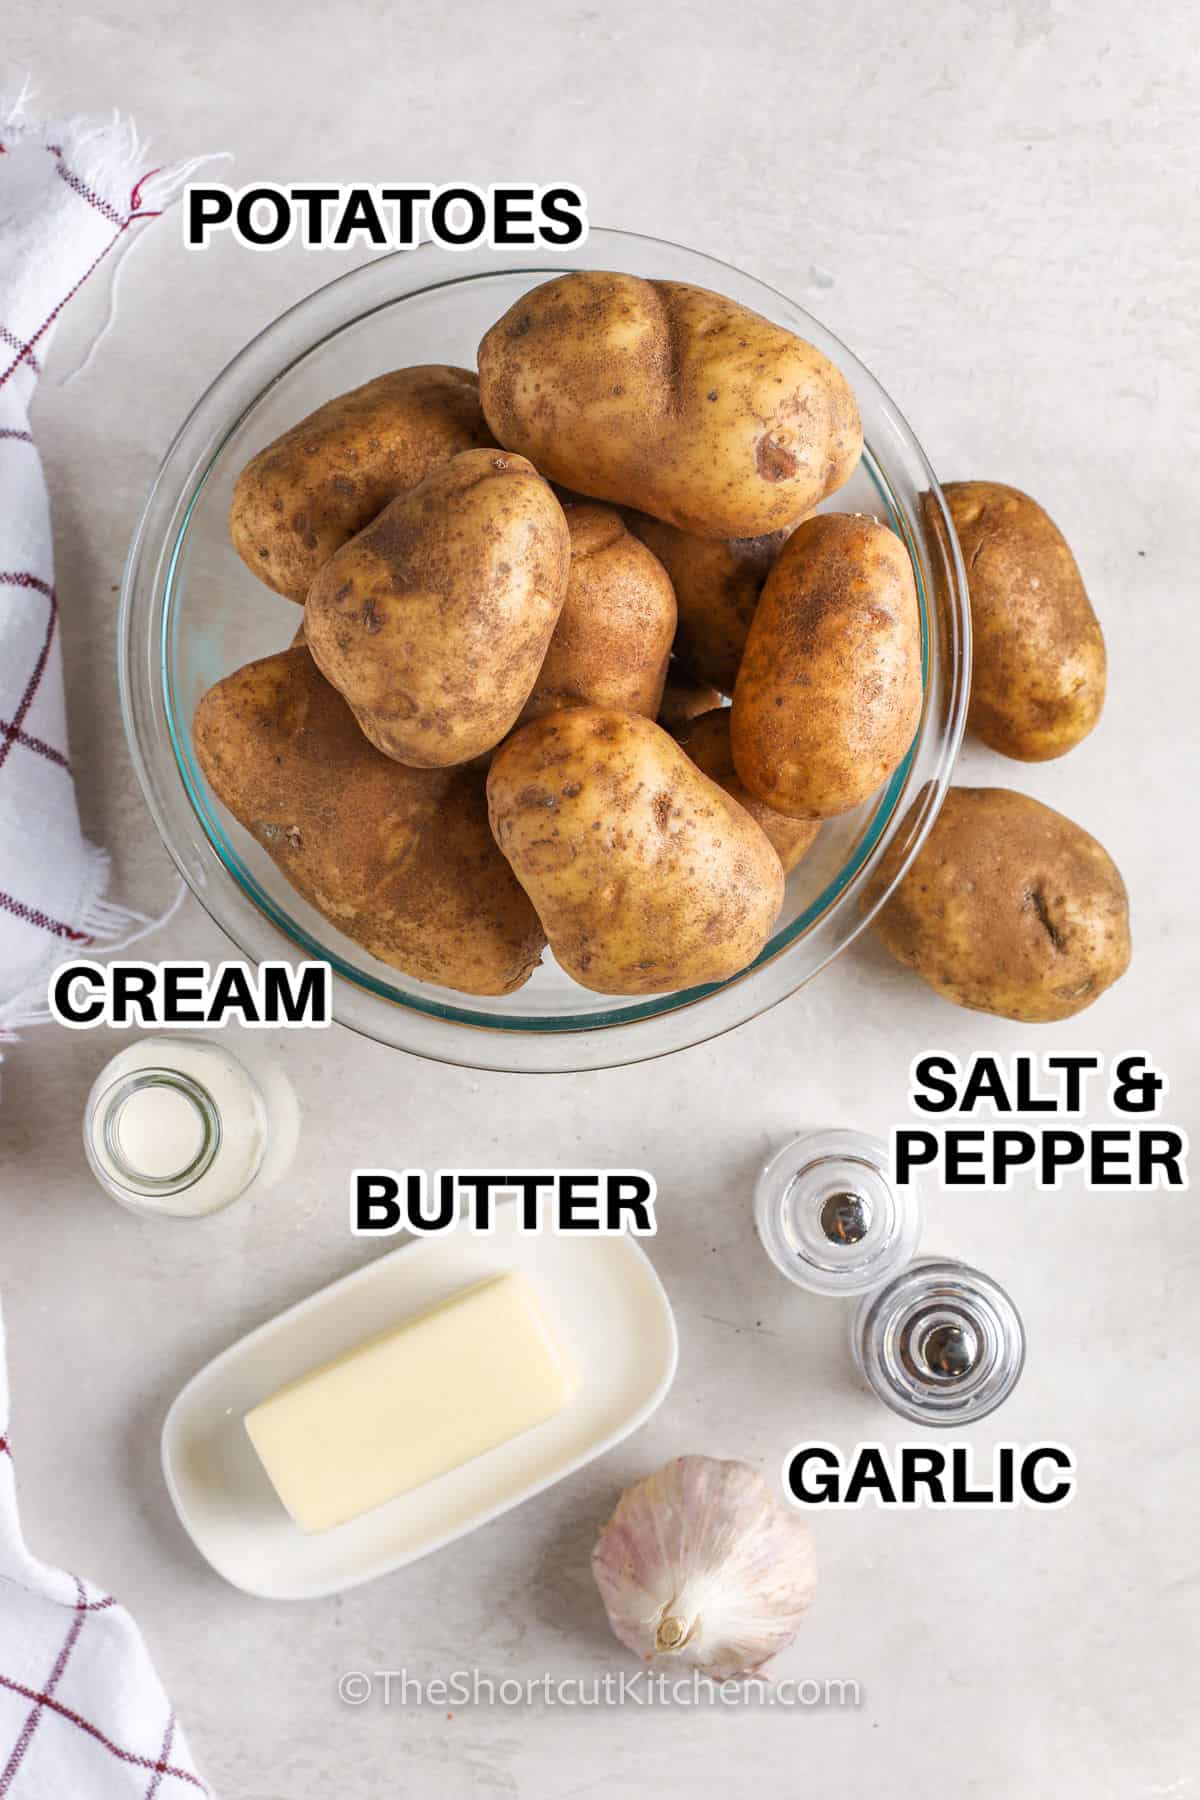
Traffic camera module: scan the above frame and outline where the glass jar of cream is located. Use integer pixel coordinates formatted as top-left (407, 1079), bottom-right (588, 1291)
top-left (83, 1036), bottom-right (298, 1218)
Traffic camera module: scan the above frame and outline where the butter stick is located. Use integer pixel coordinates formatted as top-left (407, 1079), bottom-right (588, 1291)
top-left (245, 1272), bottom-right (579, 1532)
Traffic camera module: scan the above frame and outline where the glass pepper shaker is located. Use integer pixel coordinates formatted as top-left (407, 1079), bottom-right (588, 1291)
top-left (852, 1257), bottom-right (1026, 1425)
top-left (753, 1128), bottom-right (923, 1297)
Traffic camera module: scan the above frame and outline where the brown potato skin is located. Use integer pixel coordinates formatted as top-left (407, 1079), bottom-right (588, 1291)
top-left (658, 674), bottom-right (726, 735)
top-left (519, 502), bottom-right (675, 724)
top-left (305, 450), bottom-right (570, 767)
top-left (487, 708), bottom-right (784, 995)
top-left (478, 273), bottom-right (862, 539)
top-left (193, 648), bottom-right (544, 995)
top-left (679, 709), bottom-right (820, 874)
top-left (944, 481), bottom-right (1106, 761)
top-left (731, 514), bottom-right (923, 819)
top-left (625, 514), bottom-right (790, 692)
top-left (229, 366), bottom-right (494, 602)
top-left (871, 786), bottom-right (1130, 1021)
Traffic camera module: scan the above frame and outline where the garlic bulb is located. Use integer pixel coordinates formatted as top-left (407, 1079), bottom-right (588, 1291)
top-left (591, 1455), bottom-right (816, 1680)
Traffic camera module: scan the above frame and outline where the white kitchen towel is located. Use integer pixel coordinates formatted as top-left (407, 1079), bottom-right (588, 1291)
top-left (0, 1303), bottom-right (209, 1795)
top-left (0, 91), bottom-right (202, 1044)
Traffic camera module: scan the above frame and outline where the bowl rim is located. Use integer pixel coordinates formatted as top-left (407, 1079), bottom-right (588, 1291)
top-left (119, 228), bottom-right (970, 1073)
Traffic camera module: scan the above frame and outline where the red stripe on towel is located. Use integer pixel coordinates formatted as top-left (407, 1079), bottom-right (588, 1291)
top-left (0, 1674), bottom-right (206, 1793)
top-left (0, 228), bottom-right (132, 390)
top-left (0, 1581), bottom-right (90, 1796)
top-left (0, 720), bottom-right (69, 769)
top-left (0, 157), bottom-right (163, 389)
top-left (143, 1711), bottom-right (177, 1800)
top-left (130, 167), bottom-right (163, 215)
top-left (0, 888), bottom-right (89, 942)
top-left (0, 580), bottom-right (57, 775)
top-left (44, 144), bottom-right (126, 228)
top-left (0, 571), bottom-right (54, 596)
top-left (0, 326), bottom-right (39, 376)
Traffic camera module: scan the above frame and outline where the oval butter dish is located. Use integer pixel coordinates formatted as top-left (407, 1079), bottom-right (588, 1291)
top-left (161, 1203), bottom-right (677, 1599)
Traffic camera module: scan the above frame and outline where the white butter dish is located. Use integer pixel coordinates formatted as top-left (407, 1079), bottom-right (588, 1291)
top-left (160, 1204), bottom-right (678, 1599)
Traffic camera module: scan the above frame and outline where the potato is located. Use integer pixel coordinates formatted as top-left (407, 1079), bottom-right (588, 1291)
top-left (193, 648), bottom-right (545, 995)
top-left (229, 366), bottom-right (494, 601)
top-left (731, 514), bottom-right (922, 819)
top-left (658, 673), bottom-right (726, 735)
top-left (519, 502), bottom-right (675, 723)
top-left (944, 481), bottom-right (1106, 760)
top-left (478, 272), bottom-right (861, 539)
top-left (871, 786), bottom-right (1130, 1021)
top-left (678, 709), bottom-right (819, 873)
top-left (487, 708), bottom-right (784, 994)
top-left (625, 514), bottom-right (790, 692)
top-left (305, 449), bottom-right (570, 767)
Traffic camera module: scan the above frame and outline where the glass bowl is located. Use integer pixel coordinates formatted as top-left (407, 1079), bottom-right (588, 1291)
top-left (119, 229), bottom-right (969, 1073)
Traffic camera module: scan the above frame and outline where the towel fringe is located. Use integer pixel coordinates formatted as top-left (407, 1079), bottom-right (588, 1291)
top-left (0, 83), bottom-right (231, 222)
top-left (0, 872), bottom-right (187, 1052)
top-left (55, 150), bottom-right (232, 388)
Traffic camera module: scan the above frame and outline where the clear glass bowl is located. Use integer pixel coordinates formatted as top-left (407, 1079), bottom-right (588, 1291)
top-left (119, 230), bottom-right (969, 1072)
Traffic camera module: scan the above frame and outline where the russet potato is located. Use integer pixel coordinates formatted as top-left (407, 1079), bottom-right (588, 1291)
top-left (944, 481), bottom-right (1106, 760)
top-left (519, 502), bottom-right (675, 724)
top-left (478, 273), bottom-right (861, 539)
top-left (305, 449), bottom-right (570, 767)
top-left (487, 707), bottom-right (784, 995)
top-left (678, 708), bottom-right (820, 874)
top-left (193, 648), bottom-right (545, 995)
top-left (229, 366), bottom-right (494, 602)
top-left (871, 786), bottom-right (1130, 1021)
top-left (625, 514), bottom-right (791, 692)
top-left (658, 673), bottom-right (726, 735)
top-left (731, 513), bottom-right (923, 819)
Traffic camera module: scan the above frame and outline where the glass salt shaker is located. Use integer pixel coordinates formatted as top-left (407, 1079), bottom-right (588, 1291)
top-left (753, 1129), bottom-right (923, 1297)
top-left (83, 1036), bottom-right (299, 1219)
top-left (852, 1257), bottom-right (1026, 1425)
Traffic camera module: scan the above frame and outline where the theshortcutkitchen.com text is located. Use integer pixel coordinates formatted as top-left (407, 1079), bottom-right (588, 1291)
top-left (336, 1668), bottom-right (861, 1711)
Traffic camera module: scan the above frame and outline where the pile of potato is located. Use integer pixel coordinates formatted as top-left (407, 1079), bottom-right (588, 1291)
top-left (195, 270), bottom-right (1129, 1019)
top-left (868, 480), bottom-right (1129, 1023)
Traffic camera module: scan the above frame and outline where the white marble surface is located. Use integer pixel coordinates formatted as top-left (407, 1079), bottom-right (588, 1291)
top-left (4, 2), bottom-right (1199, 1794)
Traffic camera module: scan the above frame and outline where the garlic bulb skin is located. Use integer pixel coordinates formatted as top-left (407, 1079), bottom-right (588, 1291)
top-left (592, 1455), bottom-right (816, 1680)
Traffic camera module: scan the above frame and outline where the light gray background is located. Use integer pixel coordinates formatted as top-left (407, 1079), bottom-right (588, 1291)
top-left (4, 3), bottom-right (1199, 1795)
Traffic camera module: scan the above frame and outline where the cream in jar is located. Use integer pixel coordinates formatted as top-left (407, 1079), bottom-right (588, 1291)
top-left (83, 1036), bottom-right (297, 1218)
